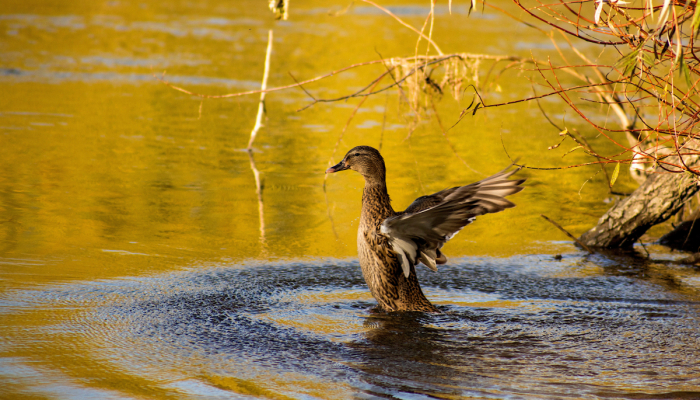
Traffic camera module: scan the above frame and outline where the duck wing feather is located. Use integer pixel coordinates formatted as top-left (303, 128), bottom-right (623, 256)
top-left (380, 166), bottom-right (524, 278)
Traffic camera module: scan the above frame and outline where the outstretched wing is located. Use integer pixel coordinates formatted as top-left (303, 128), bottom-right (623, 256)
top-left (381, 166), bottom-right (524, 278)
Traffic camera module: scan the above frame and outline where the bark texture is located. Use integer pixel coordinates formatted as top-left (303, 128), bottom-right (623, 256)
top-left (579, 156), bottom-right (700, 248)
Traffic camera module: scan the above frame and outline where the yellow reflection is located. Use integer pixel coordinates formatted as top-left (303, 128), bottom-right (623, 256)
top-left (206, 376), bottom-right (295, 400)
top-left (290, 288), bottom-right (373, 304)
top-left (541, 261), bottom-right (605, 279)
top-left (1, 0), bottom-right (698, 399)
top-left (206, 373), bottom-right (352, 400)
top-left (256, 311), bottom-right (370, 337)
top-left (254, 289), bottom-right (373, 337)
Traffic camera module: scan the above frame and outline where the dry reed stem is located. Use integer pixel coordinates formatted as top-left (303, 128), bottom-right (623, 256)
top-left (159, 0), bottom-right (700, 177)
top-left (247, 29), bottom-right (273, 150)
top-left (245, 29), bottom-right (273, 251)
top-left (359, 0), bottom-right (444, 55)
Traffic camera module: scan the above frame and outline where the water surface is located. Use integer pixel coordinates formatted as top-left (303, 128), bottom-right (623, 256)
top-left (1, 0), bottom-right (700, 398)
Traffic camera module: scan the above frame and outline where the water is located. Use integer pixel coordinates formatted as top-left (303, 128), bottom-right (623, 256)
top-left (3, 254), bottom-right (700, 398)
top-left (1, 0), bottom-right (700, 398)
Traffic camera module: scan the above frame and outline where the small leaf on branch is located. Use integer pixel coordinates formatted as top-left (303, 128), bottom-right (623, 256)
top-left (677, 53), bottom-right (692, 88)
top-left (660, 38), bottom-right (670, 58)
top-left (667, 24), bottom-right (677, 41)
top-left (641, 51), bottom-right (655, 67)
top-left (625, 46), bottom-right (640, 61)
top-left (693, 3), bottom-right (700, 36)
top-left (656, 0), bottom-right (672, 30)
top-left (594, 0), bottom-right (604, 24)
top-left (472, 102), bottom-right (482, 115)
top-left (562, 146), bottom-right (583, 157)
top-left (465, 95), bottom-right (475, 111)
top-left (610, 162), bottom-right (621, 187)
top-left (559, 128), bottom-right (569, 136)
top-left (615, 48), bottom-right (640, 78)
top-left (548, 135), bottom-right (567, 150)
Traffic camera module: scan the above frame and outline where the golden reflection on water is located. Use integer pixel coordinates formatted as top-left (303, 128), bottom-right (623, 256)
top-left (1, 0), bottom-right (700, 398)
top-left (255, 288), bottom-right (373, 338)
top-left (206, 373), bottom-right (352, 400)
top-left (0, 0), bottom-right (637, 291)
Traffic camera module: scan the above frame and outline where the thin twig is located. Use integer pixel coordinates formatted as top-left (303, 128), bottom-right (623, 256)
top-left (325, 77), bottom-right (386, 178)
top-left (407, 137), bottom-right (426, 194)
top-left (541, 214), bottom-right (595, 253)
top-left (638, 238), bottom-right (651, 258)
top-left (379, 92), bottom-right (388, 152)
top-left (359, 0), bottom-right (444, 55)
top-left (323, 77), bottom-right (385, 238)
top-left (430, 98), bottom-right (482, 174)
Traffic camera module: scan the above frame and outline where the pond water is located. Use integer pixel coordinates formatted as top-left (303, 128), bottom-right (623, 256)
top-left (1, 0), bottom-right (700, 398)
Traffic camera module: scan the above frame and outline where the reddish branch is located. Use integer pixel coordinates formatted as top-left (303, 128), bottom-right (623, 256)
top-left (158, 0), bottom-right (699, 177)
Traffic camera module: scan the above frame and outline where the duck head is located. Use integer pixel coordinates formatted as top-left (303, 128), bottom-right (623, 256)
top-left (326, 146), bottom-right (386, 185)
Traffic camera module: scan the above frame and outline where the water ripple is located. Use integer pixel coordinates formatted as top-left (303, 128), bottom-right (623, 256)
top-left (2, 256), bottom-right (700, 399)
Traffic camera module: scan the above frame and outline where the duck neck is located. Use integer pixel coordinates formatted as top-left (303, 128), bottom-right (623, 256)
top-left (361, 181), bottom-right (394, 226)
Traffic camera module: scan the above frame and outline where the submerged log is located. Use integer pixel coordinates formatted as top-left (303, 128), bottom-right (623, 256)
top-left (579, 155), bottom-right (700, 248)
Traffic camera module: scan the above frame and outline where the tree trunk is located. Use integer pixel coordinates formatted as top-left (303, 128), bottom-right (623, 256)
top-left (578, 156), bottom-right (700, 248)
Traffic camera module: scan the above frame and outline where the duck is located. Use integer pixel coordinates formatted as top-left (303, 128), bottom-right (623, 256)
top-left (326, 145), bottom-right (524, 312)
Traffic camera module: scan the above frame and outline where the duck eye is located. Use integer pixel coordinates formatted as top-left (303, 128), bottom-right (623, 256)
top-left (354, 153), bottom-right (360, 157)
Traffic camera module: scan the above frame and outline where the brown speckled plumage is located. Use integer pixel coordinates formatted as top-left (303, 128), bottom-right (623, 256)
top-left (326, 146), bottom-right (524, 312)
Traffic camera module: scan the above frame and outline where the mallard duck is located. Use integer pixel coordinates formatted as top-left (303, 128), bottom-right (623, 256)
top-left (326, 146), bottom-right (524, 312)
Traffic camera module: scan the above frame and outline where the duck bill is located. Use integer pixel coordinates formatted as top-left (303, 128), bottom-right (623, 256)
top-left (326, 161), bottom-right (348, 174)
